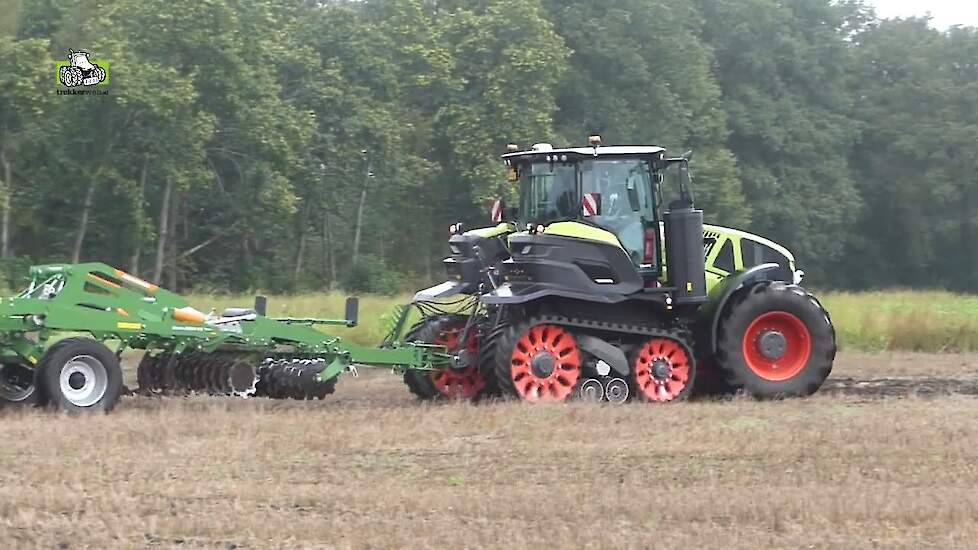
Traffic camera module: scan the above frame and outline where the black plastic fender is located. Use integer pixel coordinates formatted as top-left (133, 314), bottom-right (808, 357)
top-left (696, 263), bottom-right (784, 355)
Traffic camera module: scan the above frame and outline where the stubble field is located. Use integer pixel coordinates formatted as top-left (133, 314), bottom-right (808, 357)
top-left (2, 352), bottom-right (978, 548)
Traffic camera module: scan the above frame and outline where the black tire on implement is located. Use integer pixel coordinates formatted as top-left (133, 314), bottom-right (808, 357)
top-left (715, 282), bottom-right (836, 398)
top-left (38, 337), bottom-right (124, 413)
top-left (0, 363), bottom-right (44, 409)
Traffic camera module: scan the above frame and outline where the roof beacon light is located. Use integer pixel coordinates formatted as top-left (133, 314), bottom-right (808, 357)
top-left (588, 135), bottom-right (602, 147)
top-left (506, 143), bottom-right (519, 152)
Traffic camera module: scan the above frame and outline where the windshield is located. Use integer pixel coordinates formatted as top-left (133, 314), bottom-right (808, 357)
top-left (518, 162), bottom-right (577, 224)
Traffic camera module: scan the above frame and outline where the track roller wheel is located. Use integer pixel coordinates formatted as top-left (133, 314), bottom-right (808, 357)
top-left (403, 314), bottom-right (485, 400)
top-left (38, 337), bottom-right (123, 413)
top-left (493, 321), bottom-right (581, 402)
top-left (716, 282), bottom-right (836, 398)
top-left (0, 363), bottom-right (43, 409)
top-left (630, 336), bottom-right (695, 402)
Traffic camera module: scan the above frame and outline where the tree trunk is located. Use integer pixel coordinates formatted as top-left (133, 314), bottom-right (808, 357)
top-left (130, 156), bottom-right (149, 274)
top-left (167, 192), bottom-right (179, 291)
top-left (152, 178), bottom-right (172, 284)
top-left (0, 146), bottom-right (11, 259)
top-left (294, 208), bottom-right (307, 284)
top-left (352, 187), bottom-right (368, 266)
top-left (72, 179), bottom-right (98, 263)
top-left (323, 208), bottom-right (336, 286)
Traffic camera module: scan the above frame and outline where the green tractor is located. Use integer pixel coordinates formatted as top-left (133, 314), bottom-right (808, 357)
top-left (404, 137), bottom-right (834, 402)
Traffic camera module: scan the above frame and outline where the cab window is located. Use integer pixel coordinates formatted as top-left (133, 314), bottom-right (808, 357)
top-left (580, 159), bottom-right (653, 264)
top-left (714, 239), bottom-right (735, 273)
top-left (740, 239), bottom-right (791, 279)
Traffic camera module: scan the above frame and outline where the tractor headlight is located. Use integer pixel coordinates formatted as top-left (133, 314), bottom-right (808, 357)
top-left (793, 269), bottom-right (805, 284)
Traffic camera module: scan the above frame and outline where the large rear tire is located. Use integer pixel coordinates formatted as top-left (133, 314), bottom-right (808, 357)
top-left (402, 314), bottom-right (485, 400)
top-left (38, 338), bottom-right (123, 413)
top-left (716, 282), bottom-right (835, 398)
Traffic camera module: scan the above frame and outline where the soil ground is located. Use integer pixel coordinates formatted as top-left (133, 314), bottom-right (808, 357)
top-left (2, 352), bottom-right (978, 549)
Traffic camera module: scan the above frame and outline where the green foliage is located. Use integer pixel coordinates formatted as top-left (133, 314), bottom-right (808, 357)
top-left (0, 0), bottom-right (976, 292)
top-left (341, 255), bottom-right (407, 296)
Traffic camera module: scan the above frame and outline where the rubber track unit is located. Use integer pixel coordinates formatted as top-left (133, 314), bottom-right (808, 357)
top-left (715, 281), bottom-right (836, 398)
top-left (488, 313), bottom-right (694, 401)
top-left (402, 313), bottom-right (491, 401)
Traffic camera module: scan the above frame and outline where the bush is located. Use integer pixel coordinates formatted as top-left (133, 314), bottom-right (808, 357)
top-left (341, 255), bottom-right (407, 295)
top-left (0, 256), bottom-right (35, 293)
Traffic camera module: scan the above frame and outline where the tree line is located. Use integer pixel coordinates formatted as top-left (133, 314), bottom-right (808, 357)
top-left (0, 0), bottom-right (976, 292)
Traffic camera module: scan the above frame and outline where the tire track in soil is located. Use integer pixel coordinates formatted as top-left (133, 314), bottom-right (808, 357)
top-left (821, 376), bottom-right (978, 399)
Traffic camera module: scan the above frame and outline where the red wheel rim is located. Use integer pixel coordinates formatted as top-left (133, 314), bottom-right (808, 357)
top-left (429, 321), bottom-right (484, 399)
top-left (510, 324), bottom-right (580, 402)
top-left (633, 338), bottom-right (692, 402)
top-left (742, 311), bottom-right (811, 381)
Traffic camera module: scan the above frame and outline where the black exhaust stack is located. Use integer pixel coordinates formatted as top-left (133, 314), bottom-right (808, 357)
top-left (664, 205), bottom-right (707, 305)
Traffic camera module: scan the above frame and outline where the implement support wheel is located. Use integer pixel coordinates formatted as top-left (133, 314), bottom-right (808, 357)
top-left (39, 337), bottom-right (123, 413)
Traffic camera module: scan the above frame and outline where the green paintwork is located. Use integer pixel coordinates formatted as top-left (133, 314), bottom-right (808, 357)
top-left (0, 263), bottom-right (452, 390)
top-left (541, 221), bottom-right (624, 249)
top-left (464, 222), bottom-right (516, 239)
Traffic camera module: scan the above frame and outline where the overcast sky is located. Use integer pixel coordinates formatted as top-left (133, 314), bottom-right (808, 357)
top-left (867, 0), bottom-right (978, 29)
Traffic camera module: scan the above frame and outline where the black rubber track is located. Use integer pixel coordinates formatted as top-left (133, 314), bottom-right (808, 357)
top-left (475, 315), bottom-right (509, 399)
top-left (38, 337), bottom-right (123, 413)
top-left (401, 314), bottom-right (467, 400)
top-left (715, 281), bottom-right (836, 398)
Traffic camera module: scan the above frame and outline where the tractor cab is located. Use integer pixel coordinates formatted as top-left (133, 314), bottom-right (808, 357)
top-left (496, 138), bottom-right (706, 305)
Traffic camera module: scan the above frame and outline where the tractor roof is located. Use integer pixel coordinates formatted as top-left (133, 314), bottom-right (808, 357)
top-left (502, 144), bottom-right (666, 161)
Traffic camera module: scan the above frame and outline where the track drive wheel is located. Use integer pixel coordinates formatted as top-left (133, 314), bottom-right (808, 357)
top-left (38, 337), bottom-right (123, 413)
top-left (402, 314), bottom-right (485, 400)
top-left (492, 321), bottom-right (581, 402)
top-left (630, 335), bottom-right (695, 403)
top-left (716, 282), bottom-right (836, 398)
top-left (0, 363), bottom-right (43, 409)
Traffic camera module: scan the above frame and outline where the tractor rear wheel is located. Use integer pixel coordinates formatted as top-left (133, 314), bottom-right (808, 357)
top-left (38, 338), bottom-right (123, 413)
top-left (492, 320), bottom-right (582, 402)
top-left (402, 314), bottom-right (485, 400)
top-left (716, 282), bottom-right (835, 398)
top-left (0, 363), bottom-right (43, 409)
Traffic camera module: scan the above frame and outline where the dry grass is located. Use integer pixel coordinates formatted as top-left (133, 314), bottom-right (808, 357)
top-left (3, 353), bottom-right (978, 548)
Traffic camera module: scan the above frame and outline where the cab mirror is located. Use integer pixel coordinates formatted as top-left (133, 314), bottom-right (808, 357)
top-left (582, 193), bottom-right (602, 217)
top-left (491, 199), bottom-right (505, 223)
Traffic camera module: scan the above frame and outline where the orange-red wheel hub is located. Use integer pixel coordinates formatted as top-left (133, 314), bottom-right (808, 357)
top-left (742, 311), bottom-right (811, 381)
top-left (633, 337), bottom-right (692, 402)
top-left (509, 324), bottom-right (581, 402)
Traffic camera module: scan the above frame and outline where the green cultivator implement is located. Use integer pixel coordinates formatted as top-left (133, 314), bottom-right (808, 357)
top-left (0, 263), bottom-right (451, 413)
